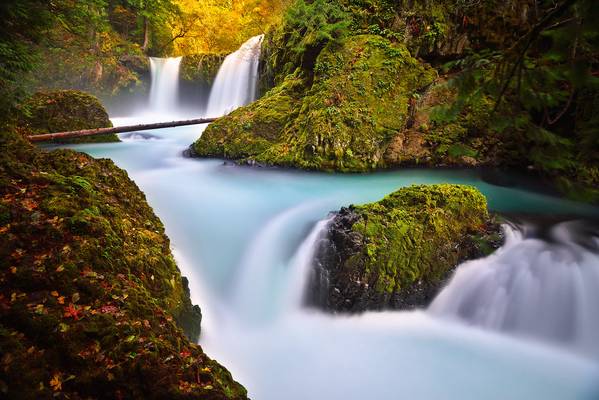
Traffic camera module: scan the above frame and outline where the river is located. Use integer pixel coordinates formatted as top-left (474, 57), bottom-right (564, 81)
top-left (51, 36), bottom-right (599, 399)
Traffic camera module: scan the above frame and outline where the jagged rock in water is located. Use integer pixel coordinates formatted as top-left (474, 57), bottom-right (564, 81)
top-left (306, 184), bottom-right (502, 313)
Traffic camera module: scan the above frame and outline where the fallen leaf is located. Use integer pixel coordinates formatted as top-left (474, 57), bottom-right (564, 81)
top-left (50, 373), bottom-right (62, 391)
top-left (64, 303), bottom-right (81, 320)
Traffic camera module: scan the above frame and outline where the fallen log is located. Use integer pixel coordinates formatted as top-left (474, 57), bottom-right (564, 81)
top-left (27, 117), bottom-right (218, 142)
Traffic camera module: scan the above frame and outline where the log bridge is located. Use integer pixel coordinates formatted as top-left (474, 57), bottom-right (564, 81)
top-left (27, 117), bottom-right (218, 142)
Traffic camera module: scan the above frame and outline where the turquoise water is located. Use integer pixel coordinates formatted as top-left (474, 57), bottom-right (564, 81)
top-left (60, 123), bottom-right (599, 400)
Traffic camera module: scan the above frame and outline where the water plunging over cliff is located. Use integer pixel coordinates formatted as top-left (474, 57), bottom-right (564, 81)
top-left (429, 222), bottom-right (599, 358)
top-left (149, 57), bottom-right (182, 113)
top-left (205, 35), bottom-right (263, 117)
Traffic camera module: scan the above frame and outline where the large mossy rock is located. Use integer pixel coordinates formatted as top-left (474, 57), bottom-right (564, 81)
top-left (307, 184), bottom-right (501, 312)
top-left (0, 131), bottom-right (247, 399)
top-left (193, 35), bottom-right (436, 171)
top-left (19, 90), bottom-right (119, 144)
top-left (189, 0), bottom-right (538, 173)
top-left (191, 73), bottom-right (305, 160)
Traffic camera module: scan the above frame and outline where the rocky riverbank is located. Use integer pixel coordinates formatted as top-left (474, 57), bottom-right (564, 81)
top-left (0, 130), bottom-right (247, 399)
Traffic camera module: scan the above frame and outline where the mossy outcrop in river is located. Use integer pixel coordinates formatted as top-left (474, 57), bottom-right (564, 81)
top-left (193, 35), bottom-right (437, 171)
top-left (0, 130), bottom-right (247, 399)
top-left (307, 184), bottom-right (501, 312)
top-left (19, 90), bottom-right (119, 144)
top-left (190, 0), bottom-right (599, 202)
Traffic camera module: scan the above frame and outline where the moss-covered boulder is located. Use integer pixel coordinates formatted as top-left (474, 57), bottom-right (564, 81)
top-left (19, 90), bottom-right (119, 144)
top-left (0, 130), bottom-right (246, 399)
top-left (307, 184), bottom-right (501, 312)
top-left (191, 73), bottom-right (305, 160)
top-left (192, 35), bottom-right (436, 171)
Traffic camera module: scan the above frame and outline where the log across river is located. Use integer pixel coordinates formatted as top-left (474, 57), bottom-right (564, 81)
top-left (26, 117), bottom-right (218, 142)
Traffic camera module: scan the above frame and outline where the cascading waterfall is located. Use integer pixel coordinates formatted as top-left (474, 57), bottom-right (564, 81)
top-left (230, 200), bottom-right (333, 321)
top-left (429, 222), bottom-right (599, 358)
top-left (149, 56), bottom-right (182, 113)
top-left (205, 35), bottom-right (263, 117)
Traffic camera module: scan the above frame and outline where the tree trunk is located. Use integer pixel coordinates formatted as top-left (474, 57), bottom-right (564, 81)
top-left (142, 17), bottom-right (149, 51)
top-left (27, 118), bottom-right (218, 142)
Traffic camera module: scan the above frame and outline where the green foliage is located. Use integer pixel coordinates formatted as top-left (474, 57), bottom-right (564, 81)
top-left (0, 0), bottom-right (54, 121)
top-left (437, 0), bottom-right (599, 200)
top-left (268, 0), bottom-right (350, 82)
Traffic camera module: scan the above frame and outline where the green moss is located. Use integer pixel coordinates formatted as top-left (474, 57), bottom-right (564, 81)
top-left (263, 35), bottom-right (436, 171)
top-left (0, 130), bottom-right (246, 399)
top-left (193, 35), bottom-right (436, 171)
top-left (348, 184), bottom-right (492, 295)
top-left (181, 53), bottom-right (227, 85)
top-left (193, 73), bottom-right (305, 160)
top-left (18, 90), bottom-right (118, 144)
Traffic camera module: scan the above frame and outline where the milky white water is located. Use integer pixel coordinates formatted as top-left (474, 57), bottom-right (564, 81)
top-left (430, 223), bottom-right (599, 359)
top-left (204, 35), bottom-right (263, 117)
top-left (50, 38), bottom-right (599, 399)
top-left (149, 57), bottom-right (182, 114)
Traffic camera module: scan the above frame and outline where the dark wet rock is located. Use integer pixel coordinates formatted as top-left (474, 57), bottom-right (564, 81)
top-left (306, 184), bottom-right (502, 313)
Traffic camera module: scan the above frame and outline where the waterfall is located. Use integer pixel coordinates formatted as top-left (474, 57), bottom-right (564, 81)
top-left (229, 201), bottom-right (333, 321)
top-left (149, 57), bottom-right (182, 113)
top-left (285, 217), bottom-right (332, 311)
top-left (429, 222), bottom-right (599, 358)
top-left (205, 35), bottom-right (263, 118)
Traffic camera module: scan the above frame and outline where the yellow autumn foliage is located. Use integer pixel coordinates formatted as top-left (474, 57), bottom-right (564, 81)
top-left (170, 0), bottom-right (289, 55)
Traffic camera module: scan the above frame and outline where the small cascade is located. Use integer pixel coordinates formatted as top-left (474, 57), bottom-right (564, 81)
top-left (429, 222), bottom-right (599, 358)
top-left (149, 57), bottom-right (182, 113)
top-left (285, 217), bottom-right (332, 311)
top-left (205, 35), bottom-right (263, 117)
top-left (229, 201), bottom-right (333, 321)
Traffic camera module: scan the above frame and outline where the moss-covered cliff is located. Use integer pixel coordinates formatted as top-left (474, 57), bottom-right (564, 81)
top-left (18, 90), bottom-right (119, 144)
top-left (307, 184), bottom-right (501, 312)
top-left (0, 130), bottom-right (247, 399)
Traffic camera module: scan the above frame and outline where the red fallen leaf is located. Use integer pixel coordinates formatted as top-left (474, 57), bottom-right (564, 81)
top-left (64, 303), bottom-right (81, 320)
top-left (100, 305), bottom-right (119, 314)
top-left (22, 198), bottom-right (38, 211)
top-left (179, 349), bottom-right (191, 358)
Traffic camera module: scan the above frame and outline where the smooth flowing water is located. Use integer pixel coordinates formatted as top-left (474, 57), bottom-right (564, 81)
top-left (53, 38), bottom-right (599, 399)
top-left (64, 126), bottom-right (599, 400)
top-left (204, 35), bottom-right (263, 117)
top-left (431, 223), bottom-right (599, 359)
top-left (149, 57), bottom-right (182, 113)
